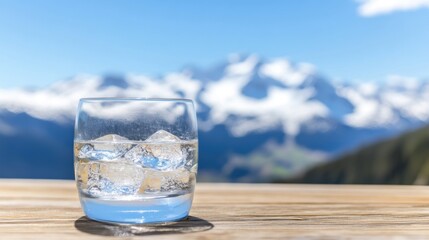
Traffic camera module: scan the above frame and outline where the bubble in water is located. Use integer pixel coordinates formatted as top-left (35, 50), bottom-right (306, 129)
top-left (78, 134), bottom-right (132, 160)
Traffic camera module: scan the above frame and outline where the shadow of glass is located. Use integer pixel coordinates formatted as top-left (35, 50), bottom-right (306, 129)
top-left (74, 216), bottom-right (214, 236)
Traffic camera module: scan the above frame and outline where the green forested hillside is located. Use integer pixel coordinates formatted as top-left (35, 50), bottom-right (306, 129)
top-left (289, 126), bottom-right (429, 184)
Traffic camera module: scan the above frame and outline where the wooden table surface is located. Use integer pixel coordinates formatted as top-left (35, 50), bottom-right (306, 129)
top-left (1, 180), bottom-right (429, 239)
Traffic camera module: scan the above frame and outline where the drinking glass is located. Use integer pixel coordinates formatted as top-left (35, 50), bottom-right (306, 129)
top-left (74, 98), bottom-right (198, 224)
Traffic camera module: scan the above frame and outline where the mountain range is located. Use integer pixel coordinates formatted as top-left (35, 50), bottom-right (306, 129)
top-left (0, 54), bottom-right (428, 182)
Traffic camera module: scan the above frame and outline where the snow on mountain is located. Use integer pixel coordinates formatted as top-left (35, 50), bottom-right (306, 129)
top-left (337, 75), bottom-right (429, 129)
top-left (200, 55), bottom-right (329, 136)
top-left (338, 85), bottom-right (397, 128)
top-left (259, 58), bottom-right (314, 87)
top-left (0, 55), bottom-right (427, 140)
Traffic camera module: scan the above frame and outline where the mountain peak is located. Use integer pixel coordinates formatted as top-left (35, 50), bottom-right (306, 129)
top-left (226, 54), bottom-right (260, 76)
top-left (259, 59), bottom-right (315, 87)
top-left (99, 75), bottom-right (129, 89)
top-left (227, 53), bottom-right (257, 63)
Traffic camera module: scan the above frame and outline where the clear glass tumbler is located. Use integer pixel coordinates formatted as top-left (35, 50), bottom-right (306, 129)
top-left (74, 98), bottom-right (198, 224)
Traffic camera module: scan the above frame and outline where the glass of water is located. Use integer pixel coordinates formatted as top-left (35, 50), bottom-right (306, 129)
top-left (74, 98), bottom-right (198, 224)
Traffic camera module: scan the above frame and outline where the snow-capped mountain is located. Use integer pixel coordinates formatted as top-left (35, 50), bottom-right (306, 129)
top-left (0, 54), bottom-right (428, 181)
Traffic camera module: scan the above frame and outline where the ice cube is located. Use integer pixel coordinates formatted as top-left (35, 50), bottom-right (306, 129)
top-left (146, 130), bottom-right (181, 142)
top-left (85, 162), bottom-right (101, 195)
top-left (75, 160), bottom-right (91, 188)
top-left (160, 170), bottom-right (194, 192)
top-left (137, 169), bottom-right (194, 193)
top-left (86, 161), bottom-right (145, 196)
top-left (78, 134), bottom-right (132, 160)
top-left (124, 130), bottom-right (186, 171)
top-left (183, 145), bottom-right (197, 171)
top-left (138, 169), bottom-right (163, 193)
top-left (124, 144), bottom-right (173, 170)
top-left (96, 134), bottom-right (130, 142)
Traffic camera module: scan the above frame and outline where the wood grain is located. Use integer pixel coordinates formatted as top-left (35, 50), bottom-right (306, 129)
top-left (1, 180), bottom-right (429, 239)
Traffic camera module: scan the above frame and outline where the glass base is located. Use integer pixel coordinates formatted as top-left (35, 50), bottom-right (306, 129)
top-left (80, 193), bottom-right (193, 224)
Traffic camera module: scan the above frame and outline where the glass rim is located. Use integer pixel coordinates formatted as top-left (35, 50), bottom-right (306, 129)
top-left (79, 97), bottom-right (194, 103)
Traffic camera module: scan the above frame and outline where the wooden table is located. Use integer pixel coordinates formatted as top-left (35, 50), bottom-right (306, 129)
top-left (1, 180), bottom-right (429, 239)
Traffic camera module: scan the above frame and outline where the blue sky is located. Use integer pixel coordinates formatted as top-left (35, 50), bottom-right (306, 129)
top-left (0, 0), bottom-right (428, 88)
